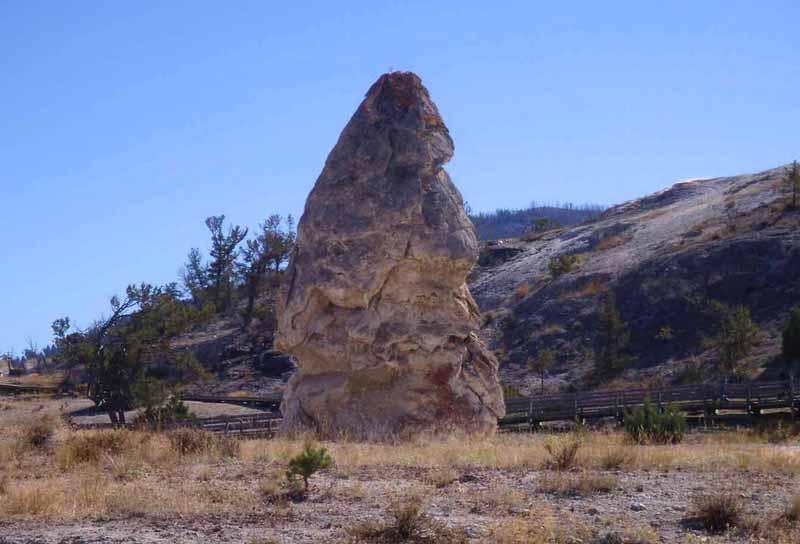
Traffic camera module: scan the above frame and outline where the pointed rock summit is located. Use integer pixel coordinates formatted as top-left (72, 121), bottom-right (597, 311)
top-left (275, 72), bottom-right (504, 438)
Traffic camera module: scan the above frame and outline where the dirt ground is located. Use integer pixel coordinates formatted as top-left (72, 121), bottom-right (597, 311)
top-left (1, 396), bottom-right (799, 543)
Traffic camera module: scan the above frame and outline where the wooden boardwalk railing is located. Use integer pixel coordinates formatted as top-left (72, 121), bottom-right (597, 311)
top-left (501, 380), bottom-right (800, 428)
top-left (72, 413), bottom-right (282, 438)
top-left (0, 382), bottom-right (59, 394)
top-left (13, 378), bottom-right (800, 436)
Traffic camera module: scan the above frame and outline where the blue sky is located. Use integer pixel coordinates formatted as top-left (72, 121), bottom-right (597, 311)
top-left (1, 1), bottom-right (798, 353)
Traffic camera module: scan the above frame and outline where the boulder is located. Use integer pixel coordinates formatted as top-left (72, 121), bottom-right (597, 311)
top-left (275, 72), bottom-right (504, 438)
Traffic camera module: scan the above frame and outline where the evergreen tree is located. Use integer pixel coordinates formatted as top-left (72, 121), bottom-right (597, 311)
top-left (596, 291), bottom-right (633, 376)
top-left (705, 301), bottom-right (760, 377)
top-left (52, 284), bottom-right (208, 425)
top-left (782, 306), bottom-right (800, 363)
top-left (205, 215), bottom-right (247, 312)
top-left (783, 161), bottom-right (800, 209)
top-left (237, 214), bottom-right (296, 326)
top-left (528, 348), bottom-right (555, 394)
top-left (181, 247), bottom-right (208, 305)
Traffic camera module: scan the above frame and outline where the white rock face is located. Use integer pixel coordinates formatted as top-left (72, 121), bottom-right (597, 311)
top-left (275, 72), bottom-right (504, 439)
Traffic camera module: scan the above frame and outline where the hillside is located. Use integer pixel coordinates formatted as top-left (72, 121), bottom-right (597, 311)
top-left (165, 164), bottom-right (798, 397)
top-left (471, 164), bottom-right (800, 393)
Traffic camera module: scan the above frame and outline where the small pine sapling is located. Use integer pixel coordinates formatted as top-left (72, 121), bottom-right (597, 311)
top-left (286, 443), bottom-right (333, 493)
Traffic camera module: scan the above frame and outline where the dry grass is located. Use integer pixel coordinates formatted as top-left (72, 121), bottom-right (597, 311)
top-left (538, 323), bottom-right (566, 336)
top-left (347, 496), bottom-right (466, 543)
top-left (785, 495), bottom-right (800, 522)
top-left (513, 281), bottom-right (532, 299)
top-left (691, 492), bottom-right (745, 534)
top-left (488, 508), bottom-right (593, 544)
top-left (470, 483), bottom-right (526, 513)
top-left (424, 467), bottom-right (458, 488)
top-left (599, 447), bottom-right (634, 470)
top-left (237, 429), bottom-right (800, 475)
top-left (226, 390), bottom-right (253, 398)
top-left (1, 397), bottom-right (800, 542)
top-left (559, 279), bottom-right (605, 300)
top-left (538, 471), bottom-right (618, 496)
top-left (595, 235), bottom-right (631, 251)
top-left (543, 437), bottom-right (581, 470)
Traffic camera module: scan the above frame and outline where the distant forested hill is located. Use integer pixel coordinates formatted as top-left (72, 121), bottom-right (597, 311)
top-left (469, 202), bottom-right (605, 240)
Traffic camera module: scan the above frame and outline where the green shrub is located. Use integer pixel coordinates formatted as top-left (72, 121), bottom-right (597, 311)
top-left (502, 384), bottom-right (523, 398)
top-left (548, 254), bottom-right (581, 278)
top-left (783, 306), bottom-right (800, 362)
top-left (286, 443), bottom-right (333, 492)
top-left (624, 399), bottom-right (686, 444)
top-left (134, 395), bottom-right (194, 429)
top-left (674, 358), bottom-right (705, 385)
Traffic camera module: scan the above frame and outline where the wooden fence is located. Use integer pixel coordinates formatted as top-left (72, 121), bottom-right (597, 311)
top-left (10, 378), bottom-right (800, 436)
top-left (0, 383), bottom-right (58, 395)
top-left (501, 380), bottom-right (800, 429)
top-left (71, 413), bottom-right (282, 438)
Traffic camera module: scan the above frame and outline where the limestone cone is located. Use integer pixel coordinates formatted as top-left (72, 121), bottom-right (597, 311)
top-left (275, 72), bottom-right (504, 438)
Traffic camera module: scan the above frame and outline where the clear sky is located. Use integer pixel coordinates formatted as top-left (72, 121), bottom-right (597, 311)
top-left (1, 1), bottom-right (798, 353)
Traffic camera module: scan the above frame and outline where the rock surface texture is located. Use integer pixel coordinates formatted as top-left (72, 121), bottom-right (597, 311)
top-left (275, 72), bottom-right (504, 438)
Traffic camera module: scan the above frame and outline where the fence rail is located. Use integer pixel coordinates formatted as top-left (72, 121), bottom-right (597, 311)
top-left (501, 379), bottom-right (800, 428)
top-left (71, 413), bottom-right (282, 438)
top-left (0, 382), bottom-right (59, 394)
top-left (12, 378), bottom-right (800, 435)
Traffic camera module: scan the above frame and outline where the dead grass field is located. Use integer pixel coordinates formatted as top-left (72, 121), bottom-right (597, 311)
top-left (1, 396), bottom-right (799, 543)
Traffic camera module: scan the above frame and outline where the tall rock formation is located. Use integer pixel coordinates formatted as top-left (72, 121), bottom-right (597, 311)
top-left (275, 72), bottom-right (504, 438)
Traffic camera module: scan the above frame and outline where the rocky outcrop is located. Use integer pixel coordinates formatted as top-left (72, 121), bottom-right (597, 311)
top-left (275, 72), bottom-right (504, 438)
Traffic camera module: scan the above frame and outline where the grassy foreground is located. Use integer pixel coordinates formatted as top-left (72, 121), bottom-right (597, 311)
top-left (1, 397), bottom-right (800, 543)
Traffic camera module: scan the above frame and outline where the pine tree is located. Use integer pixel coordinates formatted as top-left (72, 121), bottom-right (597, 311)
top-left (783, 161), bottom-right (800, 209)
top-left (705, 301), bottom-right (760, 377)
top-left (528, 349), bottom-right (555, 394)
top-left (596, 291), bottom-right (633, 376)
top-left (181, 247), bottom-right (208, 304)
top-left (237, 215), bottom-right (296, 326)
top-left (783, 307), bottom-right (800, 362)
top-left (205, 215), bottom-right (247, 312)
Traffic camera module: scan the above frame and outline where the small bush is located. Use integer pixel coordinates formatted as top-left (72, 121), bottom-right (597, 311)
top-left (514, 282), bottom-right (532, 299)
top-left (502, 384), bottom-right (523, 398)
top-left (543, 438), bottom-right (581, 471)
top-left (286, 443), bottom-right (333, 492)
top-left (692, 493), bottom-right (744, 534)
top-left (599, 448), bottom-right (633, 470)
top-left (674, 359), bottom-right (705, 385)
top-left (134, 396), bottom-right (194, 429)
top-left (548, 254), bottom-right (582, 278)
top-left (167, 428), bottom-right (239, 458)
top-left (538, 471), bottom-right (618, 496)
top-left (20, 417), bottom-right (55, 450)
top-left (56, 430), bottom-right (134, 470)
top-left (426, 467), bottom-right (458, 488)
top-left (595, 235), bottom-right (630, 252)
top-left (471, 483), bottom-right (526, 513)
top-left (784, 495), bottom-right (800, 523)
top-left (348, 498), bottom-right (464, 543)
top-left (257, 478), bottom-right (286, 504)
top-left (624, 399), bottom-right (686, 445)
